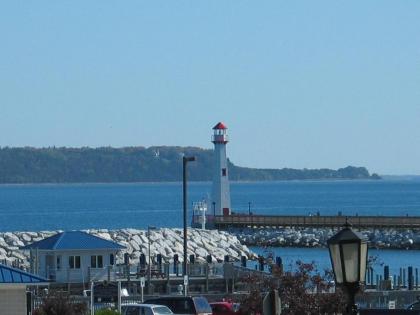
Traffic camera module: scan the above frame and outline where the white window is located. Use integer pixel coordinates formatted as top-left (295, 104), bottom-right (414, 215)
top-left (91, 255), bottom-right (103, 268)
top-left (69, 256), bottom-right (81, 269)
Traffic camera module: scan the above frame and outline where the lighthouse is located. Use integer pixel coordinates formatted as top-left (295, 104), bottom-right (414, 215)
top-left (211, 122), bottom-right (231, 216)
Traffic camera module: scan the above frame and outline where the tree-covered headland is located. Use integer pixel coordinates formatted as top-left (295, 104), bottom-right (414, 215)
top-left (0, 146), bottom-right (380, 184)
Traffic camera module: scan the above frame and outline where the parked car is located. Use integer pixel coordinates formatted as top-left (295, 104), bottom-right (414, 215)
top-left (144, 296), bottom-right (213, 315)
top-left (122, 303), bottom-right (174, 315)
top-left (407, 300), bottom-right (420, 310)
top-left (210, 301), bottom-right (241, 315)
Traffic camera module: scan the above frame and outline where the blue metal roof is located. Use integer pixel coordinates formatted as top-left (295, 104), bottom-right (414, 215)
top-left (20, 231), bottom-right (125, 251)
top-left (0, 264), bottom-right (48, 284)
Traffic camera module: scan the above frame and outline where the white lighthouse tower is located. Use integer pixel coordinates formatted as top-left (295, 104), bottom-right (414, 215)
top-left (211, 122), bottom-right (231, 216)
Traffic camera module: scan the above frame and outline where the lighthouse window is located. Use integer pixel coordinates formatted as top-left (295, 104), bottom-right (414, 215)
top-left (222, 168), bottom-right (227, 176)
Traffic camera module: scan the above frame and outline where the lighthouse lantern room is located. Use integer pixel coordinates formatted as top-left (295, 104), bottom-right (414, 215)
top-left (211, 122), bottom-right (231, 216)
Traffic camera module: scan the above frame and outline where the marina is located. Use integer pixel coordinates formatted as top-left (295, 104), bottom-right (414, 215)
top-left (1, 125), bottom-right (420, 314)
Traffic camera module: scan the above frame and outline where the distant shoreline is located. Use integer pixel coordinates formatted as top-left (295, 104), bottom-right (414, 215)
top-left (0, 178), bottom-right (385, 186)
top-left (0, 146), bottom-right (379, 183)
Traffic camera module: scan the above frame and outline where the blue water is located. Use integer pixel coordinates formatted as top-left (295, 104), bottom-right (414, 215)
top-left (250, 247), bottom-right (420, 278)
top-left (0, 180), bottom-right (420, 231)
top-left (1, 180), bottom-right (420, 274)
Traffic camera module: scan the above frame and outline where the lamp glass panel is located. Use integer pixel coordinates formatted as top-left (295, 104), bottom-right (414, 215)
top-left (359, 242), bottom-right (368, 282)
top-left (342, 243), bottom-right (359, 283)
top-left (329, 244), bottom-right (343, 283)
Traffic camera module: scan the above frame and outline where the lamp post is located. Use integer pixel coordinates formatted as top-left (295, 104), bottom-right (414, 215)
top-left (327, 219), bottom-right (368, 315)
top-left (248, 201), bottom-right (251, 215)
top-left (147, 225), bottom-right (156, 294)
top-left (183, 156), bottom-right (196, 278)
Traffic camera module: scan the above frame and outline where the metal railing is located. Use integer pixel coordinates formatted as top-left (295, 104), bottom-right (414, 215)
top-left (45, 266), bottom-right (120, 283)
top-left (215, 214), bottom-right (420, 229)
top-left (113, 262), bottom-right (226, 280)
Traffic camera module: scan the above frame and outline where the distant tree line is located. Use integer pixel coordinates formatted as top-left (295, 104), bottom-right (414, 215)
top-left (0, 146), bottom-right (380, 184)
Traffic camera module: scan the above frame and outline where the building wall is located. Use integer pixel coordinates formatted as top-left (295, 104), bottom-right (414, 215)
top-left (36, 250), bottom-right (118, 283)
top-left (0, 285), bottom-right (27, 315)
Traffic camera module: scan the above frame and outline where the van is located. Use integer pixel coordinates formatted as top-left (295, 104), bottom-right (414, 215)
top-left (144, 296), bottom-right (213, 315)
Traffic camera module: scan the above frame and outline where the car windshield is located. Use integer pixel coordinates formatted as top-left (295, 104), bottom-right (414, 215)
top-left (410, 302), bottom-right (420, 310)
top-left (171, 299), bottom-right (195, 313)
top-left (153, 306), bottom-right (173, 314)
top-left (232, 303), bottom-right (240, 312)
top-left (193, 297), bottom-right (212, 313)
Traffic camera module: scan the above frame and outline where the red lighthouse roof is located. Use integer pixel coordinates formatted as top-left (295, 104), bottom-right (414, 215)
top-left (213, 122), bottom-right (228, 130)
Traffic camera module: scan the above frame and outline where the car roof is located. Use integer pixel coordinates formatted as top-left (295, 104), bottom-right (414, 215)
top-left (147, 296), bottom-right (207, 300)
top-left (122, 303), bottom-right (170, 308)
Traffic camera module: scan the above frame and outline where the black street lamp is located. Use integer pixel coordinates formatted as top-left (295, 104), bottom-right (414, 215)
top-left (183, 156), bottom-right (195, 278)
top-left (327, 219), bottom-right (368, 315)
top-left (147, 225), bottom-right (156, 294)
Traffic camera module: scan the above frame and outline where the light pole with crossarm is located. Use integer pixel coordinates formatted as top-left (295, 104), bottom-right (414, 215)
top-left (147, 225), bottom-right (156, 294)
top-left (183, 156), bottom-right (195, 279)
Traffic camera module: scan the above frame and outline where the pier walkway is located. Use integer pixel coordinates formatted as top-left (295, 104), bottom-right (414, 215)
top-left (213, 214), bottom-right (420, 229)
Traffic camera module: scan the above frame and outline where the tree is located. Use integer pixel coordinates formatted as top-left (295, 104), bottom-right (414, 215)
top-left (33, 291), bottom-right (87, 315)
top-left (0, 146), bottom-right (377, 183)
top-left (240, 261), bottom-right (347, 315)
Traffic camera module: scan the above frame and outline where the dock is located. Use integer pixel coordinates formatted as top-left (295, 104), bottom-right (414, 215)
top-left (213, 214), bottom-right (420, 229)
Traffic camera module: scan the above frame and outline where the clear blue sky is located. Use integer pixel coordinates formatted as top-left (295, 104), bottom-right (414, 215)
top-left (1, 1), bottom-right (419, 175)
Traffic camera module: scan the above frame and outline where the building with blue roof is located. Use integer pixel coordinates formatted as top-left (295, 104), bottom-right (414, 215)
top-left (0, 263), bottom-right (48, 315)
top-left (21, 231), bottom-right (125, 283)
top-left (0, 263), bottom-right (47, 284)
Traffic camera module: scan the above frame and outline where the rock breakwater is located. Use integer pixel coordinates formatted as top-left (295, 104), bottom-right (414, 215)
top-left (231, 227), bottom-right (420, 249)
top-left (0, 228), bottom-right (255, 268)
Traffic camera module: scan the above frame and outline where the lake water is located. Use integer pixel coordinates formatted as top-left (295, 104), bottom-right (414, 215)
top-left (0, 180), bottom-right (419, 274)
top-left (250, 247), bottom-right (420, 279)
top-left (1, 180), bottom-right (420, 232)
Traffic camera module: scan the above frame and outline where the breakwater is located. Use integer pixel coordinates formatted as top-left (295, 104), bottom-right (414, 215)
top-left (2, 227), bottom-right (419, 269)
top-left (0, 228), bottom-right (255, 268)
top-left (231, 227), bottom-right (420, 249)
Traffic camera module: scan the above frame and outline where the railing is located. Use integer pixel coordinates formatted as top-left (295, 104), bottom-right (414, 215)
top-left (113, 262), bottom-right (226, 280)
top-left (45, 267), bottom-right (85, 283)
top-left (45, 266), bottom-right (119, 283)
top-left (214, 214), bottom-right (420, 228)
top-left (211, 134), bottom-right (229, 143)
top-left (88, 266), bottom-right (118, 282)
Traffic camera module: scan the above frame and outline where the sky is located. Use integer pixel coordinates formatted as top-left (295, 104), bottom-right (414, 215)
top-left (0, 1), bottom-right (419, 175)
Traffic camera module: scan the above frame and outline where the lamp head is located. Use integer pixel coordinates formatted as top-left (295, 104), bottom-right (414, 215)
top-left (327, 220), bottom-right (368, 286)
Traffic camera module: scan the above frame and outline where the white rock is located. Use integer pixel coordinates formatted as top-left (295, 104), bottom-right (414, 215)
top-left (194, 247), bottom-right (208, 258)
top-left (129, 240), bottom-right (140, 251)
top-left (21, 234), bottom-right (32, 242)
top-left (132, 235), bottom-right (142, 245)
top-left (97, 233), bottom-right (112, 241)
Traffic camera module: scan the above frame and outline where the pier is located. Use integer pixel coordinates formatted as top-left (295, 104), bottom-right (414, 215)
top-left (213, 214), bottom-right (420, 229)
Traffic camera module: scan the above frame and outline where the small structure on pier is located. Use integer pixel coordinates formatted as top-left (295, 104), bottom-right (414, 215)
top-left (21, 231), bottom-right (124, 283)
top-left (192, 201), bottom-right (208, 229)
